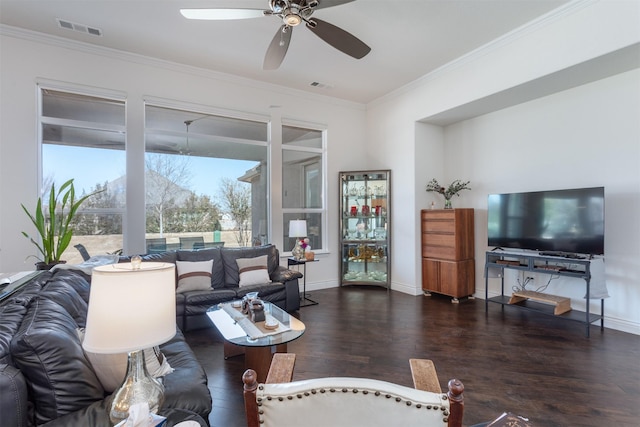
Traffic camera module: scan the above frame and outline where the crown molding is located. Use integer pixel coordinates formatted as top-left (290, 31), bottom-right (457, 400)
top-left (0, 24), bottom-right (366, 112)
top-left (369, 0), bottom-right (597, 108)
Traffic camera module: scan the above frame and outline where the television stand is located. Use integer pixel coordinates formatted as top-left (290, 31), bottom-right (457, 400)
top-left (484, 251), bottom-right (604, 337)
top-left (538, 251), bottom-right (587, 259)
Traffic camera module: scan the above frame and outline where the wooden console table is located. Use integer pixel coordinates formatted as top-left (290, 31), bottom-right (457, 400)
top-left (484, 251), bottom-right (604, 337)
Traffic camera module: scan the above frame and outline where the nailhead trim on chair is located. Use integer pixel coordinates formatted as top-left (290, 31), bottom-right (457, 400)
top-left (258, 386), bottom-right (451, 425)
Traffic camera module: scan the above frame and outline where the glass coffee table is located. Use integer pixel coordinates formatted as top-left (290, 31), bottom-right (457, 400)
top-left (207, 301), bottom-right (305, 382)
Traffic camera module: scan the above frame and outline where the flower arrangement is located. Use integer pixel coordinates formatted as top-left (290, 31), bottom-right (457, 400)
top-left (426, 178), bottom-right (471, 209)
top-left (299, 237), bottom-right (310, 251)
top-left (292, 237), bottom-right (311, 260)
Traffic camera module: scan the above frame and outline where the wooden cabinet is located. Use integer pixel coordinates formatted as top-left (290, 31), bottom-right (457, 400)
top-left (421, 209), bottom-right (475, 301)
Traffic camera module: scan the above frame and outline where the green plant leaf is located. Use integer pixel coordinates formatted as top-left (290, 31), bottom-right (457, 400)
top-left (21, 178), bottom-right (103, 265)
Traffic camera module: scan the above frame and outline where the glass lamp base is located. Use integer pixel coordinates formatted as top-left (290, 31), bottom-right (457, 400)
top-left (110, 350), bottom-right (165, 425)
top-left (291, 241), bottom-right (305, 260)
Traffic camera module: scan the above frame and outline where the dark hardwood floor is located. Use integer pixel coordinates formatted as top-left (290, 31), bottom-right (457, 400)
top-left (185, 287), bottom-right (640, 427)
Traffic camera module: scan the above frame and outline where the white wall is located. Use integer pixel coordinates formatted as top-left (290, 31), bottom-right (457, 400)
top-left (0, 30), bottom-right (368, 290)
top-left (448, 69), bottom-right (640, 333)
top-left (366, 1), bottom-right (640, 334)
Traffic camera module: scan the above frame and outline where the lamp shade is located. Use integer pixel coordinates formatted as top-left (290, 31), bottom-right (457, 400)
top-left (289, 220), bottom-right (307, 238)
top-left (83, 262), bottom-right (176, 354)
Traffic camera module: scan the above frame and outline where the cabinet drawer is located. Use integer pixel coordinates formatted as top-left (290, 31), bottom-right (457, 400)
top-left (421, 210), bottom-right (455, 221)
top-left (423, 245), bottom-right (457, 260)
top-left (422, 233), bottom-right (455, 249)
top-left (422, 220), bottom-right (455, 233)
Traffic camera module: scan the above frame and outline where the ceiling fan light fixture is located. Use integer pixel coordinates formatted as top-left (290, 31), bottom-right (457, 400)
top-left (284, 13), bottom-right (302, 26)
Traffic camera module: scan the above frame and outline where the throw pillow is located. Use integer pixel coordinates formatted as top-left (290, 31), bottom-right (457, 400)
top-left (77, 329), bottom-right (174, 392)
top-left (176, 260), bottom-right (213, 294)
top-left (237, 255), bottom-right (270, 287)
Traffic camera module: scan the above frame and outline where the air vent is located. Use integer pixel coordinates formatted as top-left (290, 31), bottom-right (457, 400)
top-left (310, 81), bottom-right (333, 89)
top-left (57, 18), bottom-right (102, 36)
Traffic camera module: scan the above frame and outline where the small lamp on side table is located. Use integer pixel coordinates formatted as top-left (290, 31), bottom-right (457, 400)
top-left (83, 261), bottom-right (176, 425)
top-left (288, 219), bottom-right (307, 260)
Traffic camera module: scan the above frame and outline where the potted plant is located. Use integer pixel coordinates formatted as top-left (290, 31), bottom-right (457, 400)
top-left (426, 178), bottom-right (471, 209)
top-left (21, 179), bottom-right (101, 270)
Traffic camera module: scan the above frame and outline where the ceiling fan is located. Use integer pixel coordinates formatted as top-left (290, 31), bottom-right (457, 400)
top-left (180, 0), bottom-right (371, 70)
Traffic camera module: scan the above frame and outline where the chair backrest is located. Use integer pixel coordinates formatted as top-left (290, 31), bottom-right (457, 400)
top-left (74, 244), bottom-right (91, 261)
top-left (179, 236), bottom-right (204, 249)
top-left (146, 238), bottom-right (167, 253)
top-left (253, 377), bottom-right (453, 427)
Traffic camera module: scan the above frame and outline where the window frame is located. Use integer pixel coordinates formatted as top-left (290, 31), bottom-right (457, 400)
top-left (281, 119), bottom-right (327, 253)
top-left (37, 83), bottom-right (127, 258)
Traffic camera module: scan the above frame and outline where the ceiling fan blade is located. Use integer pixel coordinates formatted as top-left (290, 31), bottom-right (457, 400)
top-left (180, 8), bottom-right (265, 20)
top-left (263, 25), bottom-right (292, 70)
top-left (306, 18), bottom-right (370, 59)
top-left (315, 0), bottom-right (356, 10)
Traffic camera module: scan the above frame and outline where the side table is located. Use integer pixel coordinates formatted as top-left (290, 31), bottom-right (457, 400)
top-left (287, 257), bottom-right (319, 307)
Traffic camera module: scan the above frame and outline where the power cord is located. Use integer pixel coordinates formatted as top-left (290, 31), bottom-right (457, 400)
top-left (512, 272), bottom-right (557, 293)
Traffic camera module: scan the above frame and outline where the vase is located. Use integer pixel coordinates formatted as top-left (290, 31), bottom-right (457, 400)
top-left (444, 198), bottom-right (453, 209)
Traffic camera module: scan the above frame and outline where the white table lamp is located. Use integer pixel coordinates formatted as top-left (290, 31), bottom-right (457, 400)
top-left (289, 220), bottom-right (307, 260)
top-left (83, 261), bottom-right (176, 424)
top-left (289, 219), bottom-right (307, 239)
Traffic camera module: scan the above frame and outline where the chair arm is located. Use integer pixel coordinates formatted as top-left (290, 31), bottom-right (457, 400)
top-left (271, 266), bottom-right (303, 283)
top-left (447, 379), bottom-right (465, 427)
top-left (243, 353), bottom-right (296, 427)
top-left (409, 358), bottom-right (441, 393)
top-left (410, 359), bottom-right (464, 427)
top-left (266, 353), bottom-right (296, 384)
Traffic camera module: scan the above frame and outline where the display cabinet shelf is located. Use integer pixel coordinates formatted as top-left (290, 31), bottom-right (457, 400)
top-left (339, 170), bottom-right (390, 289)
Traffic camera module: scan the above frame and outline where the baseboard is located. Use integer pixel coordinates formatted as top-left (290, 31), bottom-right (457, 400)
top-left (390, 281), bottom-right (422, 296)
top-left (303, 280), bottom-right (338, 292)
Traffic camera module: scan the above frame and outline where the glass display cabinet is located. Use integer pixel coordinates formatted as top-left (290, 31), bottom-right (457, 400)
top-left (339, 170), bottom-right (391, 289)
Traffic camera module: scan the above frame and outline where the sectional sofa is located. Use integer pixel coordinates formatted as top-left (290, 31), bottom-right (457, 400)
top-left (0, 269), bottom-right (212, 426)
top-left (1, 243), bottom-right (302, 426)
top-left (118, 244), bottom-right (303, 331)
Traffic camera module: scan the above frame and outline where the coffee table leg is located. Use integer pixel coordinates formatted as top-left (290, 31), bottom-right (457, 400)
top-left (245, 344), bottom-right (288, 383)
top-left (223, 341), bottom-right (245, 359)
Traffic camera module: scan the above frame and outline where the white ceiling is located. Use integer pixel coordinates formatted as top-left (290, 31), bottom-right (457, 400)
top-left (0, 0), bottom-right (570, 104)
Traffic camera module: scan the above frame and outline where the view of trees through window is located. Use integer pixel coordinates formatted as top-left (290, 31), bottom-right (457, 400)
top-left (38, 89), bottom-right (324, 264)
top-left (144, 105), bottom-right (267, 252)
top-left (40, 88), bottom-right (126, 263)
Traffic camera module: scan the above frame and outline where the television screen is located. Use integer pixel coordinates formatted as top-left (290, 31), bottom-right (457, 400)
top-left (487, 187), bottom-right (604, 255)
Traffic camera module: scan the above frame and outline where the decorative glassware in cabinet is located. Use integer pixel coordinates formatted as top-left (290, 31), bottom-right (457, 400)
top-left (339, 170), bottom-right (390, 289)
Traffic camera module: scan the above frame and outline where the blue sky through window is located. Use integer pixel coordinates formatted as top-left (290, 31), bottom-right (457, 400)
top-left (44, 145), bottom-right (257, 199)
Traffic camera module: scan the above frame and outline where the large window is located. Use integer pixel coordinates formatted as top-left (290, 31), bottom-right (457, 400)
top-left (144, 105), bottom-right (268, 251)
top-left (40, 88), bottom-right (126, 264)
top-left (38, 88), bottom-right (327, 259)
top-left (282, 124), bottom-right (325, 252)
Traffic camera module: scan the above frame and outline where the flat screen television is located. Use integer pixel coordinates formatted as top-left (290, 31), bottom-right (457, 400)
top-left (487, 187), bottom-right (605, 256)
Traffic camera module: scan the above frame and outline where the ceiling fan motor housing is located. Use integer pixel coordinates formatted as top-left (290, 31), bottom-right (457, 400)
top-left (270, 0), bottom-right (318, 26)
